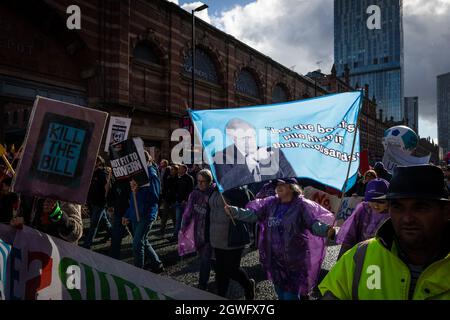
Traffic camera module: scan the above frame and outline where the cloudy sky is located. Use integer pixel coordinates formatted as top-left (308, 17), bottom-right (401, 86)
top-left (168, 0), bottom-right (450, 143)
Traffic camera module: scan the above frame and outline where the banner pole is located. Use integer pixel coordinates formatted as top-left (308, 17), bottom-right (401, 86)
top-left (220, 192), bottom-right (236, 226)
top-left (334, 95), bottom-right (362, 226)
top-left (0, 144), bottom-right (15, 176)
top-left (1, 154), bottom-right (15, 176)
top-left (133, 191), bottom-right (140, 222)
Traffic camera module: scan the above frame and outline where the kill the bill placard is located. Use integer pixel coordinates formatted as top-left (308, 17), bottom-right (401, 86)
top-left (12, 96), bottom-right (108, 204)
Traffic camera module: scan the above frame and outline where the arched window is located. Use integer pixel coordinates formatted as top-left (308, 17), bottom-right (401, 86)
top-left (272, 84), bottom-right (289, 103)
top-left (236, 69), bottom-right (259, 98)
top-left (133, 41), bottom-right (160, 65)
top-left (182, 48), bottom-right (219, 84)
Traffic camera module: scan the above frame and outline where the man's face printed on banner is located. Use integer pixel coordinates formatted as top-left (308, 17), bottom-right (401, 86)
top-left (226, 119), bottom-right (258, 157)
top-left (223, 118), bottom-right (280, 175)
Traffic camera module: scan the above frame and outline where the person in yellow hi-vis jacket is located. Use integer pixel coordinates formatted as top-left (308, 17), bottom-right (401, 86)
top-left (319, 165), bottom-right (449, 300)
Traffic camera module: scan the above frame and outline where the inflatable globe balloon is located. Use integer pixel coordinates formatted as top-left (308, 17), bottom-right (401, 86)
top-left (382, 125), bottom-right (418, 153)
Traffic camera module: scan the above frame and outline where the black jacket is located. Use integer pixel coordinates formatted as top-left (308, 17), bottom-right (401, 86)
top-left (176, 174), bottom-right (194, 203)
top-left (87, 167), bottom-right (108, 207)
top-left (164, 175), bottom-right (177, 204)
top-left (107, 176), bottom-right (131, 216)
top-left (161, 168), bottom-right (172, 194)
top-left (213, 145), bottom-right (297, 191)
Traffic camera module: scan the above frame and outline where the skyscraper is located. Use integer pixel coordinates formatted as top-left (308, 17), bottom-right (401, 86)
top-left (437, 72), bottom-right (450, 155)
top-left (334, 0), bottom-right (404, 121)
top-left (404, 96), bottom-right (418, 134)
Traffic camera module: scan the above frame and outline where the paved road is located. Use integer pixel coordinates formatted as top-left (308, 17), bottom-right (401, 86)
top-left (83, 218), bottom-right (341, 300)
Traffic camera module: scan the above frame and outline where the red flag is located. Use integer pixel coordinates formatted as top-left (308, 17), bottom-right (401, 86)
top-left (359, 149), bottom-right (370, 174)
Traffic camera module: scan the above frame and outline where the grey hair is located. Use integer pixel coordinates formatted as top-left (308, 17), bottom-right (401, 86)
top-left (197, 169), bottom-right (213, 184)
top-left (225, 118), bottom-right (255, 131)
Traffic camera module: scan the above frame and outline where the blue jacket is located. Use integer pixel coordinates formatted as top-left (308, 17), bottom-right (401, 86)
top-left (125, 165), bottom-right (161, 222)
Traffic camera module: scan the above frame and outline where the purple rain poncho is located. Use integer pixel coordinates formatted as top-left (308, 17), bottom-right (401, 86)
top-left (336, 201), bottom-right (389, 247)
top-left (178, 184), bottom-right (215, 256)
top-left (230, 195), bottom-right (334, 296)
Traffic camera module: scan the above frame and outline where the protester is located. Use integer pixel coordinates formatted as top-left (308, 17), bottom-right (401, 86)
top-left (158, 159), bottom-right (170, 222)
top-left (107, 174), bottom-right (131, 259)
top-left (336, 178), bottom-right (390, 257)
top-left (209, 185), bottom-right (256, 299)
top-left (159, 159), bottom-right (170, 182)
top-left (159, 161), bottom-right (170, 200)
top-left (159, 164), bottom-right (175, 236)
top-left (319, 165), bottom-right (449, 300)
top-left (374, 162), bottom-right (392, 182)
top-left (11, 197), bottom-right (83, 244)
top-left (189, 164), bottom-right (202, 187)
top-left (0, 177), bottom-right (19, 223)
top-left (160, 165), bottom-right (178, 237)
top-left (224, 178), bottom-right (336, 300)
top-left (355, 170), bottom-right (377, 196)
top-left (172, 164), bottom-right (194, 241)
top-left (180, 169), bottom-right (216, 290)
top-left (82, 156), bottom-right (112, 249)
top-left (122, 152), bottom-right (164, 273)
top-left (343, 171), bottom-right (363, 196)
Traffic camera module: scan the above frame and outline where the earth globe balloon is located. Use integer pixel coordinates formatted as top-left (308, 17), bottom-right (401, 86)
top-left (382, 125), bottom-right (418, 154)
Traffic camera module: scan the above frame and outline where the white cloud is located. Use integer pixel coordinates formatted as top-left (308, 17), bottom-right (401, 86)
top-left (166, 0), bottom-right (179, 5)
top-left (404, 0), bottom-right (450, 16)
top-left (403, 0), bottom-right (450, 142)
top-left (181, 2), bottom-right (211, 24)
top-left (419, 117), bottom-right (438, 141)
top-left (169, 0), bottom-right (448, 141)
top-left (207, 0), bottom-right (449, 141)
top-left (211, 0), bottom-right (334, 75)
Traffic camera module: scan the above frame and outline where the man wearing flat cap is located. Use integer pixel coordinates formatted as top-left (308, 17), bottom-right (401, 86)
top-left (319, 165), bottom-right (449, 300)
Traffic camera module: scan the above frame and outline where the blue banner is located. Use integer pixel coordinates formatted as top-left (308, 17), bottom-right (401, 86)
top-left (189, 91), bottom-right (362, 192)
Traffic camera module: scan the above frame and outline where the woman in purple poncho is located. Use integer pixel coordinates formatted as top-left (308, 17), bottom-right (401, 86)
top-left (336, 178), bottom-right (390, 258)
top-left (179, 169), bottom-right (215, 290)
top-left (225, 178), bottom-right (336, 300)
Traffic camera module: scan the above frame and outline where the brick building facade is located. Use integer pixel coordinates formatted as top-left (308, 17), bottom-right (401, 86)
top-left (0, 0), bottom-right (325, 161)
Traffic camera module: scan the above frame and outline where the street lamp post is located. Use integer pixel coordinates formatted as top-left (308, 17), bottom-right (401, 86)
top-left (191, 4), bottom-right (208, 111)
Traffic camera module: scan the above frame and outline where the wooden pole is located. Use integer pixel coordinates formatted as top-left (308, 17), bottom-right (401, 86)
top-left (132, 191), bottom-right (140, 222)
top-left (0, 145), bottom-right (15, 176)
top-left (1, 154), bottom-right (15, 176)
top-left (220, 192), bottom-right (236, 226)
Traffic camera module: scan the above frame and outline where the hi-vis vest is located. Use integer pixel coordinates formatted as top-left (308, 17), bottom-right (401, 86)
top-left (319, 237), bottom-right (450, 300)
